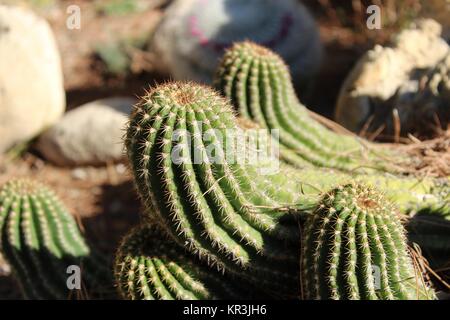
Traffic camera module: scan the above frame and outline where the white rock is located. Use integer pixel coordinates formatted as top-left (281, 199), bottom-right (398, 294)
top-left (37, 97), bottom-right (137, 166)
top-left (0, 5), bottom-right (65, 153)
top-left (335, 19), bottom-right (449, 133)
top-left (152, 0), bottom-right (322, 84)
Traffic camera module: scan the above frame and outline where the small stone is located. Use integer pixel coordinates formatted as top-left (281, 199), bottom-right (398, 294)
top-left (37, 97), bottom-right (137, 166)
top-left (71, 168), bottom-right (88, 180)
top-left (116, 163), bottom-right (127, 174)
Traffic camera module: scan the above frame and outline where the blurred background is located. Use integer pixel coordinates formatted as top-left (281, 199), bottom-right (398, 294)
top-left (1, 0), bottom-right (447, 115)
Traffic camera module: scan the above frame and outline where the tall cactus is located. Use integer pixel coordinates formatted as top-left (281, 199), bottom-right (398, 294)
top-left (301, 183), bottom-right (436, 300)
top-left (125, 82), bottom-right (301, 295)
top-left (214, 41), bottom-right (416, 174)
top-left (0, 179), bottom-right (112, 299)
top-left (115, 226), bottom-right (266, 300)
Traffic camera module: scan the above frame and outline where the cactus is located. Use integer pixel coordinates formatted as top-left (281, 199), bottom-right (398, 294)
top-left (115, 226), bottom-right (266, 300)
top-left (214, 41), bottom-right (419, 173)
top-left (0, 179), bottom-right (112, 299)
top-left (301, 183), bottom-right (436, 300)
top-left (125, 82), bottom-right (301, 295)
top-left (124, 81), bottom-right (450, 296)
top-left (152, 0), bottom-right (322, 83)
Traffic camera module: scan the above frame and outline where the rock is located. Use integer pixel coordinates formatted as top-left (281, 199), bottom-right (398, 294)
top-left (335, 19), bottom-right (449, 135)
top-left (0, 5), bottom-right (65, 153)
top-left (115, 163), bottom-right (127, 174)
top-left (71, 168), bottom-right (88, 180)
top-left (152, 0), bottom-right (322, 84)
top-left (37, 97), bottom-right (137, 166)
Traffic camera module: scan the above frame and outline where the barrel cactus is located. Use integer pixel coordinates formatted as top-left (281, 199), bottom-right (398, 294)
top-left (0, 179), bottom-right (112, 299)
top-left (301, 183), bottom-right (436, 300)
top-left (115, 226), bottom-right (265, 300)
top-left (125, 81), bottom-right (302, 296)
top-left (152, 0), bottom-right (322, 83)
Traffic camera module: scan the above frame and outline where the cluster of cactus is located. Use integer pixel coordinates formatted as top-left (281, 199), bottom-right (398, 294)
top-left (301, 183), bottom-right (435, 300)
top-left (1, 41), bottom-right (449, 300)
top-left (0, 179), bottom-right (112, 299)
top-left (120, 80), bottom-right (447, 299)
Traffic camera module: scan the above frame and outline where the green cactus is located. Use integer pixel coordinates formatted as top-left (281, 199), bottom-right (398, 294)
top-left (0, 179), bottom-right (112, 299)
top-left (301, 183), bottom-right (436, 300)
top-left (124, 81), bottom-right (450, 296)
top-left (115, 226), bottom-right (267, 300)
top-left (125, 82), bottom-right (301, 295)
top-left (214, 41), bottom-right (416, 174)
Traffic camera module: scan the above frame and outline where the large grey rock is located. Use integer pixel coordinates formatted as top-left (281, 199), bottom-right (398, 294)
top-left (0, 5), bottom-right (65, 153)
top-left (335, 19), bottom-right (449, 135)
top-left (152, 0), bottom-right (322, 84)
top-left (37, 97), bottom-right (137, 166)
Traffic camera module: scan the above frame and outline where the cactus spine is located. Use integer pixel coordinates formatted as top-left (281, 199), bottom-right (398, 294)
top-left (125, 82), bottom-right (302, 295)
top-left (215, 41), bottom-right (411, 173)
top-left (0, 179), bottom-right (112, 299)
top-left (301, 183), bottom-right (436, 300)
top-left (115, 226), bottom-right (264, 300)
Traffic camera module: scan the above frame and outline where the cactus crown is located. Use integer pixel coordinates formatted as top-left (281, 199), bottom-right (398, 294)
top-left (301, 183), bottom-right (436, 300)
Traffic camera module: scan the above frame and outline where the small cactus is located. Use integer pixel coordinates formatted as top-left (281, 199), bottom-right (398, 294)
top-left (0, 179), bottom-right (112, 299)
top-left (115, 226), bottom-right (265, 300)
top-left (301, 183), bottom-right (436, 300)
top-left (125, 82), bottom-right (300, 295)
